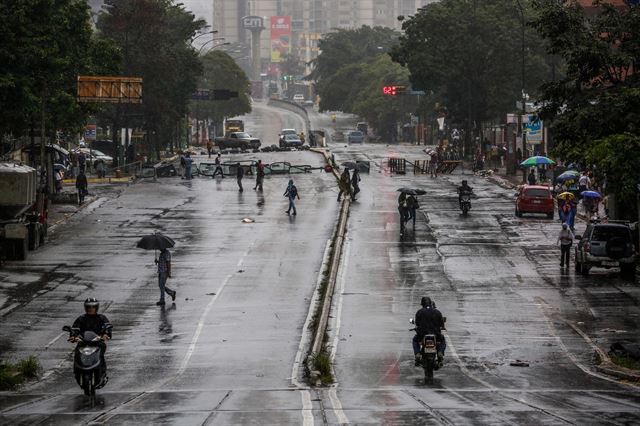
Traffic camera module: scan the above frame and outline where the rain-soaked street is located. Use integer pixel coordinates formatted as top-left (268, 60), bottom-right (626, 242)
top-left (1, 104), bottom-right (640, 425)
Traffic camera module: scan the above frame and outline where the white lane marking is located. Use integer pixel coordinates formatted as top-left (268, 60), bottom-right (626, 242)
top-left (291, 239), bottom-right (332, 388)
top-left (45, 332), bottom-right (65, 349)
top-left (443, 331), bottom-right (495, 389)
top-left (301, 389), bottom-right (314, 426)
top-left (329, 388), bottom-right (349, 425)
top-left (177, 247), bottom-right (251, 375)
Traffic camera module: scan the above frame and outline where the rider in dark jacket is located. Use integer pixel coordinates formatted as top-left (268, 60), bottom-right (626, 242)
top-left (71, 298), bottom-right (112, 379)
top-left (457, 180), bottom-right (473, 209)
top-left (413, 296), bottom-right (446, 366)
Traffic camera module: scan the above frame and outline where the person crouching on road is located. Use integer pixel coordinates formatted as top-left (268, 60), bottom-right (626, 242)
top-left (156, 248), bottom-right (176, 306)
top-left (284, 179), bottom-right (300, 215)
top-left (76, 170), bottom-right (88, 205)
top-left (557, 223), bottom-right (574, 268)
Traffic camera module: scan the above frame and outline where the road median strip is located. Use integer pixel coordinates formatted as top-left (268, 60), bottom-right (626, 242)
top-left (303, 148), bottom-right (351, 386)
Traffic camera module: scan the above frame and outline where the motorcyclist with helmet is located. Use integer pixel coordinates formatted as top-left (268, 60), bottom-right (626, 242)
top-left (71, 298), bottom-right (112, 379)
top-left (413, 296), bottom-right (446, 367)
top-left (457, 180), bottom-right (473, 209)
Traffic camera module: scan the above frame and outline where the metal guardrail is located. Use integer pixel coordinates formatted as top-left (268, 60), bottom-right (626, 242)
top-left (388, 158), bottom-right (462, 175)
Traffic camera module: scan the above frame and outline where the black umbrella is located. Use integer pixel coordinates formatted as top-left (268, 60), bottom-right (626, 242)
top-left (136, 233), bottom-right (175, 250)
top-left (397, 188), bottom-right (426, 196)
top-left (341, 161), bottom-right (358, 170)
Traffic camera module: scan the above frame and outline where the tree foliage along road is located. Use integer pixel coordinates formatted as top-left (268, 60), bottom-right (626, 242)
top-left (313, 26), bottom-right (414, 140)
top-left (191, 50), bottom-right (251, 134)
top-left (97, 0), bottom-right (205, 159)
top-left (531, 1), bottom-right (640, 218)
top-left (0, 0), bottom-right (120, 148)
top-left (391, 0), bottom-right (550, 151)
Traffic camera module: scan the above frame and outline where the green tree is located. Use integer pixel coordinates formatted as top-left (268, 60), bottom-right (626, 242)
top-left (391, 0), bottom-right (550, 152)
top-left (530, 1), bottom-right (640, 218)
top-left (313, 26), bottom-right (400, 112)
top-left (0, 0), bottom-right (120, 149)
top-left (97, 0), bottom-right (204, 159)
top-left (191, 50), bottom-right (251, 135)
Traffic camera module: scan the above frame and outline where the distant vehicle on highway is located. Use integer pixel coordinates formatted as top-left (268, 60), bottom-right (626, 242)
top-left (332, 130), bottom-right (345, 142)
top-left (279, 129), bottom-right (298, 144)
top-left (224, 119), bottom-right (244, 134)
top-left (215, 132), bottom-right (261, 150)
top-left (347, 130), bottom-right (365, 144)
top-left (280, 133), bottom-right (303, 148)
top-left (515, 185), bottom-right (554, 218)
top-left (293, 94), bottom-right (305, 104)
top-left (575, 221), bottom-right (637, 278)
top-left (304, 100), bottom-right (314, 108)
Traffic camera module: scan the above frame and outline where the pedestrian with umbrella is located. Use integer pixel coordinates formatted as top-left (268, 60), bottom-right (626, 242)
top-left (397, 188), bottom-right (426, 235)
top-left (337, 168), bottom-right (351, 202)
top-left (351, 168), bottom-right (361, 201)
top-left (581, 190), bottom-right (601, 218)
top-left (137, 233), bottom-right (177, 306)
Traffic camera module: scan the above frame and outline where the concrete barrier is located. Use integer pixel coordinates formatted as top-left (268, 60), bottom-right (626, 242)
top-left (267, 99), bottom-right (312, 136)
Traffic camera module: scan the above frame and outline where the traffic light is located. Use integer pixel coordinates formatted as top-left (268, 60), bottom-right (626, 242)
top-left (382, 85), bottom-right (406, 96)
top-left (212, 89), bottom-right (239, 100)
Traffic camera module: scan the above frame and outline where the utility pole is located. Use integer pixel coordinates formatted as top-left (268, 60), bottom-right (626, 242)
top-left (515, 0), bottom-right (527, 182)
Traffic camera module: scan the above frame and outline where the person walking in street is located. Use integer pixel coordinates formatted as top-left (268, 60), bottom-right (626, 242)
top-left (236, 163), bottom-right (244, 192)
top-left (284, 179), bottom-right (300, 215)
top-left (183, 152), bottom-right (193, 180)
top-left (155, 248), bottom-right (176, 306)
top-left (54, 169), bottom-right (64, 194)
top-left (337, 168), bottom-right (351, 202)
top-left (398, 192), bottom-right (409, 236)
top-left (557, 223), bottom-right (574, 268)
top-left (568, 201), bottom-right (577, 231)
top-left (78, 151), bottom-right (86, 174)
top-left (206, 139), bottom-right (213, 158)
top-left (76, 170), bottom-right (88, 205)
top-left (406, 195), bottom-right (419, 229)
top-left (527, 169), bottom-right (537, 185)
top-left (95, 159), bottom-right (106, 179)
top-left (213, 153), bottom-right (224, 178)
top-left (254, 159), bottom-right (265, 191)
top-left (578, 171), bottom-right (591, 196)
top-left (351, 169), bottom-right (361, 201)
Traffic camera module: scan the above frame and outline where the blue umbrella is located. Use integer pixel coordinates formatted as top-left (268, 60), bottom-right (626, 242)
top-left (555, 170), bottom-right (580, 183)
top-left (581, 190), bottom-right (602, 199)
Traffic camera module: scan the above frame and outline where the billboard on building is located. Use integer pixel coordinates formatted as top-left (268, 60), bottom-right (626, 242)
top-left (270, 16), bottom-right (291, 63)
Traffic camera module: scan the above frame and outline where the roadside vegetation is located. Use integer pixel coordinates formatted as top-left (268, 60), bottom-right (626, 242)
top-left (0, 356), bottom-right (41, 390)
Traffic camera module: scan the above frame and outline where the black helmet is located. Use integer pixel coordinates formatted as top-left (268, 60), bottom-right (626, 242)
top-left (84, 297), bottom-right (99, 312)
top-left (461, 180), bottom-right (468, 186)
top-left (420, 296), bottom-right (433, 308)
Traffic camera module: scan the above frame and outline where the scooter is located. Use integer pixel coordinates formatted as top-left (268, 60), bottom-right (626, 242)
top-left (62, 324), bottom-right (111, 396)
top-left (410, 318), bottom-right (446, 382)
top-left (460, 193), bottom-right (472, 216)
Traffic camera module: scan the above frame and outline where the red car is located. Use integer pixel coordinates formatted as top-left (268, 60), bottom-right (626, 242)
top-left (515, 185), bottom-right (554, 218)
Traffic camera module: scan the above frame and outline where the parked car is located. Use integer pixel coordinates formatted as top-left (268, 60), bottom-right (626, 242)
top-left (575, 222), bottom-right (637, 278)
top-left (72, 148), bottom-right (113, 166)
top-left (293, 94), bottom-right (305, 104)
top-left (347, 130), bottom-right (365, 144)
top-left (280, 133), bottom-right (303, 148)
top-left (515, 185), bottom-right (554, 218)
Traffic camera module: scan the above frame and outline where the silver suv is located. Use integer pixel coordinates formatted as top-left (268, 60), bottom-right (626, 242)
top-left (575, 222), bottom-right (637, 279)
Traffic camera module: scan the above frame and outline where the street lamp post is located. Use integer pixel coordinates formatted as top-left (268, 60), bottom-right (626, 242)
top-left (198, 39), bottom-right (229, 55)
top-left (199, 42), bottom-right (231, 56)
top-left (514, 0), bottom-right (527, 181)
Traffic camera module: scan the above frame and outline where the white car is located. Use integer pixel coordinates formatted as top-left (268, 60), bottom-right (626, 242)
top-left (73, 148), bottom-right (113, 166)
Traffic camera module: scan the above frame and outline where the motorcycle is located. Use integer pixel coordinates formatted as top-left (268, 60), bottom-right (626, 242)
top-left (62, 324), bottom-right (111, 396)
top-left (410, 318), bottom-right (446, 382)
top-left (460, 193), bottom-right (472, 216)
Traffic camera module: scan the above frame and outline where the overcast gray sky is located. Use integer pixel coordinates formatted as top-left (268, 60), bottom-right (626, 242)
top-left (182, 0), bottom-right (212, 27)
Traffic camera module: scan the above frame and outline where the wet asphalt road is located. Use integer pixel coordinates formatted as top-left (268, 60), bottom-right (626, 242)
top-left (0, 102), bottom-right (341, 424)
top-left (313, 124), bottom-right (640, 424)
top-left (1, 104), bottom-right (639, 425)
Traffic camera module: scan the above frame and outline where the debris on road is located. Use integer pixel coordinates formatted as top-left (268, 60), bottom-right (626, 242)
top-left (510, 360), bottom-right (530, 367)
